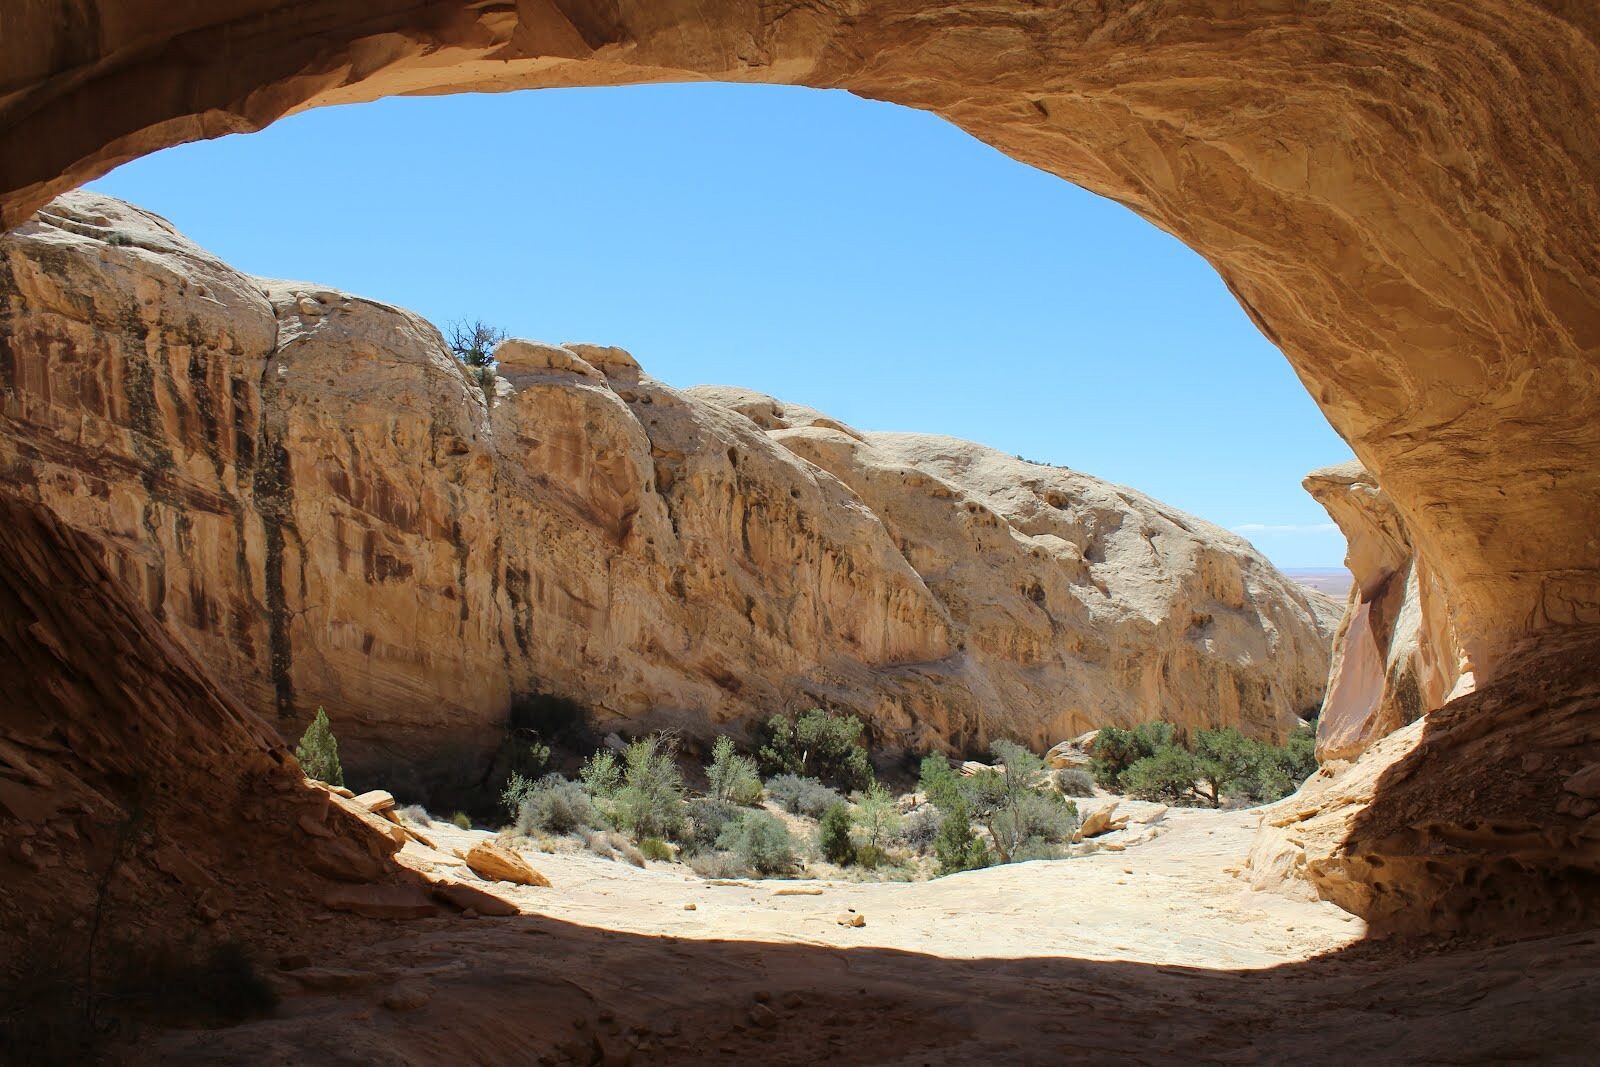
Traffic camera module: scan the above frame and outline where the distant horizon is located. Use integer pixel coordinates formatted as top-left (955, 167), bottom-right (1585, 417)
top-left (86, 83), bottom-right (1355, 569)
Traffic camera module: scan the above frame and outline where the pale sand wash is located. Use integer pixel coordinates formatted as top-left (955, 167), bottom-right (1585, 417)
top-left (153, 805), bottom-right (1598, 1066)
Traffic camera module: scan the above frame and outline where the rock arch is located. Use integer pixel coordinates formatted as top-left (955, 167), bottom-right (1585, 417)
top-left (1, 2), bottom-right (1598, 933)
top-left (5, 1), bottom-right (1598, 681)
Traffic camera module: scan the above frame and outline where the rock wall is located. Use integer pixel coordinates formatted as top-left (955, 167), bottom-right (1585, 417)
top-left (0, 193), bottom-right (1334, 782)
top-left (4, 2), bottom-right (1598, 687)
top-left (0, 493), bottom-right (418, 967)
top-left (1304, 463), bottom-right (1464, 762)
top-left (1250, 626), bottom-right (1600, 935)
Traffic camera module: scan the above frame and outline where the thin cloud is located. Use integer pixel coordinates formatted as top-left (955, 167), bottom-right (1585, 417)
top-left (1231, 522), bottom-right (1338, 534)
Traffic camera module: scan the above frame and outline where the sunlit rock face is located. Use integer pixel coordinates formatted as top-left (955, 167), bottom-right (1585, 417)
top-left (1304, 463), bottom-right (1464, 763)
top-left (3, 2), bottom-right (1598, 685)
top-left (0, 193), bottom-right (1333, 779)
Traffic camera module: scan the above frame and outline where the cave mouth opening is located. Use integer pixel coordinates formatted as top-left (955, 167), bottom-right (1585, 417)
top-left (4, 12), bottom-right (1599, 1050)
top-left (52, 82), bottom-right (1352, 815)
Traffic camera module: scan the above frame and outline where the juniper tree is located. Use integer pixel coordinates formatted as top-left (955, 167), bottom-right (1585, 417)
top-left (294, 707), bottom-right (344, 787)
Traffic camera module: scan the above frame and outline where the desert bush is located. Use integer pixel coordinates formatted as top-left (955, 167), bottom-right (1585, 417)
top-left (1054, 768), bottom-right (1097, 797)
top-left (500, 771), bottom-right (536, 821)
top-left (610, 735), bottom-right (687, 841)
top-left (852, 782), bottom-right (901, 853)
top-left (294, 707), bottom-right (344, 787)
top-left (706, 735), bottom-right (764, 806)
top-left (687, 851), bottom-right (746, 879)
top-left (917, 753), bottom-right (964, 813)
top-left (579, 828), bottom-right (642, 866)
top-left (765, 774), bottom-right (844, 819)
top-left (854, 843), bottom-right (890, 870)
top-left (580, 749), bottom-right (623, 799)
top-left (684, 797), bottom-right (740, 853)
top-left (1112, 726), bottom-right (1318, 807)
top-left (756, 709), bottom-right (873, 792)
top-left (933, 795), bottom-right (992, 876)
top-left (580, 828), bottom-right (617, 859)
top-left (639, 837), bottom-right (674, 862)
top-left (1091, 722), bottom-right (1177, 789)
top-left (514, 775), bottom-right (597, 836)
top-left (817, 801), bottom-right (855, 866)
top-left (396, 804), bottom-right (432, 827)
top-left (969, 741), bottom-right (1079, 862)
top-left (717, 811), bottom-right (799, 875)
top-left (896, 805), bottom-right (943, 852)
top-left (450, 811), bottom-right (472, 829)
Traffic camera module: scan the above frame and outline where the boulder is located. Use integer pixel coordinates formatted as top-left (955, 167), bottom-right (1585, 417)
top-left (353, 789), bottom-right (396, 814)
top-left (464, 841), bottom-right (551, 888)
top-left (1076, 802), bottom-right (1129, 841)
top-left (1045, 741), bottom-right (1091, 770)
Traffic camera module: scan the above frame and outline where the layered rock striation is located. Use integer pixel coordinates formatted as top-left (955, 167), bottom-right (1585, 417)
top-left (0, 193), bottom-right (1334, 781)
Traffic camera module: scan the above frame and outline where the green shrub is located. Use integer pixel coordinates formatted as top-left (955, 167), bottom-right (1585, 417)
top-left (685, 797), bottom-right (740, 853)
top-left (294, 707), bottom-right (344, 787)
top-left (766, 774), bottom-right (843, 819)
top-left (1054, 768), bottom-right (1097, 797)
top-left (933, 795), bottom-right (991, 876)
top-left (1117, 744), bottom-right (1201, 803)
top-left (1090, 722), bottom-right (1177, 789)
top-left (639, 837), bottom-right (674, 862)
top-left (500, 771), bottom-right (536, 820)
top-left (852, 782), bottom-right (901, 852)
top-left (756, 709), bottom-right (873, 792)
top-left (580, 749), bottom-right (623, 799)
top-left (514, 775), bottom-right (597, 835)
top-left (854, 843), bottom-right (889, 870)
top-left (817, 802), bottom-right (855, 865)
top-left (450, 811), bottom-right (472, 830)
top-left (969, 741), bottom-right (1078, 862)
top-left (917, 753), bottom-right (964, 813)
top-left (687, 851), bottom-right (745, 879)
top-left (706, 735), bottom-right (764, 806)
top-left (610, 735), bottom-right (687, 841)
top-left (1113, 725), bottom-right (1319, 807)
top-left (717, 811), bottom-right (799, 875)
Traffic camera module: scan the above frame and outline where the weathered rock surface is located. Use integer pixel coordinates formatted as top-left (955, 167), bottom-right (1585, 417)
top-left (0, 493), bottom-right (417, 962)
top-left (0, 193), bottom-right (1333, 781)
top-left (698, 386), bottom-right (1339, 745)
top-left (1304, 463), bottom-right (1464, 762)
top-left (3, 1), bottom-right (1597, 691)
top-left (463, 840), bottom-right (551, 888)
top-left (1249, 627), bottom-right (1600, 934)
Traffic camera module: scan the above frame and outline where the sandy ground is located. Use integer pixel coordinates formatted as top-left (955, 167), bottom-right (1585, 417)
top-left (151, 803), bottom-right (1599, 1065)
top-left (397, 801), bottom-right (1361, 969)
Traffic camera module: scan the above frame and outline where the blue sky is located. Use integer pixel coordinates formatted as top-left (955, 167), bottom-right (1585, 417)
top-left (88, 83), bottom-right (1353, 568)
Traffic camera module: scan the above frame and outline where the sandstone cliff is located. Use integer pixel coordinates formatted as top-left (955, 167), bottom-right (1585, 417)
top-left (0, 193), bottom-right (1334, 787)
top-left (1302, 463), bottom-right (1465, 762)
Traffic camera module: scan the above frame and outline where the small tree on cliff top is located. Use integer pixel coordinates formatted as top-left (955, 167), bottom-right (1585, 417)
top-left (295, 707), bottom-right (345, 787)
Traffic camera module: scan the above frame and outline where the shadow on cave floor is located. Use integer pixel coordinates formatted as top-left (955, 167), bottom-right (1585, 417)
top-left (139, 908), bottom-right (1600, 1066)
